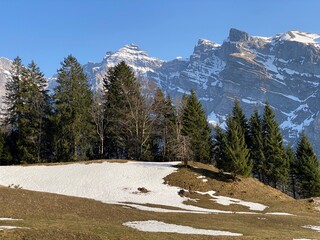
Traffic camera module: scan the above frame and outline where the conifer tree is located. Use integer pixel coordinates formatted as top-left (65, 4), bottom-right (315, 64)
top-left (182, 90), bottom-right (212, 163)
top-left (213, 125), bottom-right (226, 170)
top-left (295, 133), bottom-right (320, 198)
top-left (224, 115), bottom-right (252, 178)
top-left (3, 57), bottom-right (24, 131)
top-left (248, 109), bottom-right (265, 181)
top-left (104, 61), bottom-right (151, 160)
top-left (262, 103), bottom-right (289, 188)
top-left (286, 145), bottom-right (297, 198)
top-left (232, 100), bottom-right (249, 144)
top-left (51, 55), bottom-right (93, 161)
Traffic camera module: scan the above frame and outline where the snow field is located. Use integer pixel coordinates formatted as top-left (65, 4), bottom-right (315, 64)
top-left (0, 161), bottom-right (291, 216)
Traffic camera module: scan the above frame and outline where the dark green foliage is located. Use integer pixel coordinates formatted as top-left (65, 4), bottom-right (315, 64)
top-left (232, 100), bottom-right (249, 143)
top-left (294, 133), bottom-right (320, 198)
top-left (213, 125), bottom-right (226, 170)
top-left (3, 58), bottom-right (51, 163)
top-left (224, 115), bottom-right (252, 178)
top-left (262, 103), bottom-right (289, 187)
top-left (248, 109), bottom-right (265, 181)
top-left (286, 145), bottom-right (297, 198)
top-left (181, 90), bottom-right (212, 163)
top-left (103, 61), bottom-right (151, 160)
top-left (51, 55), bottom-right (94, 161)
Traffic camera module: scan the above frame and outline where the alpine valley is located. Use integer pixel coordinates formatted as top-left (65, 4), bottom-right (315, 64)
top-left (1, 28), bottom-right (320, 155)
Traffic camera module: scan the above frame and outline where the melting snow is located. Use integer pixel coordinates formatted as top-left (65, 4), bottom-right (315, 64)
top-left (123, 220), bottom-right (242, 236)
top-left (0, 161), bottom-right (292, 216)
top-left (196, 191), bottom-right (268, 211)
top-left (303, 225), bottom-right (320, 232)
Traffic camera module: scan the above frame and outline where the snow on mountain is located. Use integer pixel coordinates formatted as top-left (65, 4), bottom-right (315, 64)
top-left (1, 28), bottom-right (320, 155)
top-left (0, 58), bottom-right (12, 107)
top-left (83, 44), bottom-right (164, 91)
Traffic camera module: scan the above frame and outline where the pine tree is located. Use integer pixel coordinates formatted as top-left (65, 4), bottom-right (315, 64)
top-left (182, 90), bottom-right (212, 163)
top-left (248, 109), bottom-right (265, 181)
top-left (224, 115), bottom-right (252, 178)
top-left (262, 103), bottom-right (289, 188)
top-left (103, 61), bottom-right (151, 160)
top-left (51, 55), bottom-right (94, 162)
top-left (295, 133), bottom-right (320, 198)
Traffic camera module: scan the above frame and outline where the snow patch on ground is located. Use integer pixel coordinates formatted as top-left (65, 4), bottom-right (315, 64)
top-left (196, 191), bottom-right (268, 211)
top-left (123, 220), bottom-right (243, 236)
top-left (0, 226), bottom-right (28, 230)
top-left (0, 161), bottom-right (292, 216)
top-left (0, 218), bottom-right (22, 221)
top-left (303, 225), bottom-right (320, 232)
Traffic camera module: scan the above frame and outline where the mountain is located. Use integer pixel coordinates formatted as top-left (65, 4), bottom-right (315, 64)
top-left (82, 44), bottom-right (164, 91)
top-left (0, 57), bottom-right (12, 106)
top-left (82, 28), bottom-right (320, 154)
top-left (1, 28), bottom-right (320, 154)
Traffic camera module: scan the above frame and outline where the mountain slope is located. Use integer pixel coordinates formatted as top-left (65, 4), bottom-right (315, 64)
top-left (1, 28), bottom-right (320, 154)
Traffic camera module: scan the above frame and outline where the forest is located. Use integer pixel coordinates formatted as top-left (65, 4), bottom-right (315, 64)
top-left (1, 55), bottom-right (319, 199)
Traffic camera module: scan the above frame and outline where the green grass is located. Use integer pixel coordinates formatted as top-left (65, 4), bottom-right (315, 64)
top-left (0, 161), bottom-right (319, 239)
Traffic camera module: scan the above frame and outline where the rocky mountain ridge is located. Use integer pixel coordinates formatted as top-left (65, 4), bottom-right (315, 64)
top-left (1, 28), bottom-right (320, 154)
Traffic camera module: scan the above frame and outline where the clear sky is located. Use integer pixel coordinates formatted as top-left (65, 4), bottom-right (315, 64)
top-left (0, 0), bottom-right (319, 76)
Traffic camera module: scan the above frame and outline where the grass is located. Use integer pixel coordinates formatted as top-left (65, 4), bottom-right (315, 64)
top-left (0, 161), bottom-right (319, 239)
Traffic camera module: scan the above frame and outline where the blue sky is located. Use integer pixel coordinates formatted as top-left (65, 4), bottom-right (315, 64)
top-left (0, 0), bottom-right (319, 76)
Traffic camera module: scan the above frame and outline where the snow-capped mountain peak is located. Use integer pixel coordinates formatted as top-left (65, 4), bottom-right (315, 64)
top-left (276, 30), bottom-right (320, 44)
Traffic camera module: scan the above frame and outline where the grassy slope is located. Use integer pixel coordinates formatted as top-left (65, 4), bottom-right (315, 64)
top-left (0, 161), bottom-right (319, 240)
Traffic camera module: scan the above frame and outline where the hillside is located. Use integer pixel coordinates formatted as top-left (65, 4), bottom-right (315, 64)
top-left (0, 160), bottom-right (319, 239)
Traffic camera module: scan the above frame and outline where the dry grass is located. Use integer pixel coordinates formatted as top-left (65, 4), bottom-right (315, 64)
top-left (0, 161), bottom-right (319, 239)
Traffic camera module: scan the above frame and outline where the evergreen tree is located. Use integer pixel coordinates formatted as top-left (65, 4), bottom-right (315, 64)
top-left (213, 125), bottom-right (226, 170)
top-left (262, 103), bottom-right (289, 188)
top-left (295, 133), bottom-right (320, 198)
top-left (224, 115), bottom-right (252, 178)
top-left (182, 90), bottom-right (212, 163)
top-left (232, 100), bottom-right (249, 144)
top-left (104, 61), bottom-right (151, 160)
top-left (3, 56), bottom-right (24, 131)
top-left (15, 61), bottom-right (51, 163)
top-left (286, 145), bottom-right (297, 198)
top-left (248, 109), bottom-right (265, 181)
top-left (51, 55), bottom-right (94, 161)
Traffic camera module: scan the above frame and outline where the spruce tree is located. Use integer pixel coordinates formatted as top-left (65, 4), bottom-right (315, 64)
top-left (262, 103), bottom-right (289, 188)
top-left (104, 61), bottom-right (151, 160)
top-left (51, 55), bottom-right (93, 162)
top-left (224, 115), bottom-right (252, 178)
top-left (182, 90), bottom-right (212, 163)
top-left (232, 100), bottom-right (249, 144)
top-left (286, 145), bottom-right (297, 198)
top-left (15, 61), bottom-right (51, 163)
top-left (295, 133), bottom-right (320, 198)
top-left (213, 125), bottom-right (226, 170)
top-left (248, 109), bottom-right (265, 181)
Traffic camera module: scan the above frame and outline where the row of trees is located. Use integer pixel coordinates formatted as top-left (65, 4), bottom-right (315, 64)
top-left (213, 101), bottom-right (320, 198)
top-left (0, 57), bottom-right (212, 165)
top-left (1, 56), bottom-right (319, 198)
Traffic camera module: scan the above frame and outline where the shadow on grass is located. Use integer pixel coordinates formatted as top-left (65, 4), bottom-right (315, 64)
top-left (175, 164), bottom-right (234, 183)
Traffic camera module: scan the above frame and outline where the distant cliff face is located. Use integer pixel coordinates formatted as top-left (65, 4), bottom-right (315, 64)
top-left (2, 29), bottom-right (320, 154)
top-left (0, 58), bottom-right (12, 107)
